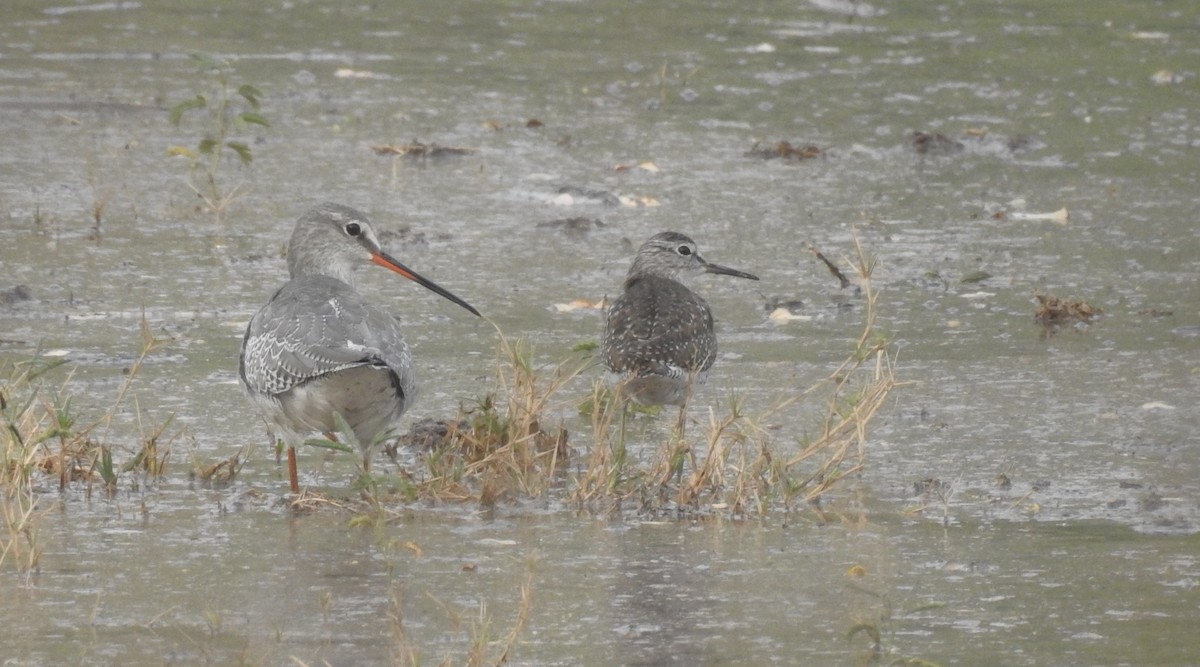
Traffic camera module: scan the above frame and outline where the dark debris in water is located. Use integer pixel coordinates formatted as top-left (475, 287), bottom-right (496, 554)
top-left (1034, 292), bottom-right (1101, 326)
top-left (371, 141), bottom-right (476, 159)
top-left (910, 131), bottom-right (964, 156)
top-left (387, 417), bottom-right (465, 454)
top-left (745, 140), bottom-right (824, 161)
top-left (764, 297), bottom-right (805, 314)
top-left (536, 216), bottom-right (606, 236)
top-left (911, 128), bottom-right (1043, 156)
top-left (912, 477), bottom-right (951, 498)
top-left (1, 284), bottom-right (34, 305)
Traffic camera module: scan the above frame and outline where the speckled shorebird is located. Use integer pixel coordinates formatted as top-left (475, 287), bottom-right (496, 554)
top-left (602, 232), bottom-right (759, 415)
top-left (239, 203), bottom-right (480, 493)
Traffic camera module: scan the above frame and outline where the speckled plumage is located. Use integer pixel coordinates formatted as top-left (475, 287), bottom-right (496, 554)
top-left (602, 232), bottom-right (758, 407)
top-left (239, 203), bottom-right (478, 491)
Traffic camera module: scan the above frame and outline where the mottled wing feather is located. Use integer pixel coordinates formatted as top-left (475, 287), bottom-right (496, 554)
top-left (603, 275), bottom-right (717, 375)
top-left (240, 276), bottom-right (413, 399)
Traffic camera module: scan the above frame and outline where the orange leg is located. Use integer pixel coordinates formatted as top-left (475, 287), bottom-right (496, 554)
top-left (287, 446), bottom-right (300, 494)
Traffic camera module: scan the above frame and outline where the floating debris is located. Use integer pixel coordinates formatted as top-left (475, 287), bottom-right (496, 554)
top-left (913, 477), bottom-right (950, 497)
top-left (909, 131), bottom-right (964, 155)
top-left (371, 141), bottom-right (476, 158)
top-left (553, 297), bottom-right (610, 313)
top-left (536, 217), bottom-right (605, 236)
top-left (1034, 292), bottom-right (1101, 326)
top-left (193, 449), bottom-right (245, 490)
top-left (960, 291), bottom-right (995, 300)
top-left (1009, 207), bottom-right (1069, 224)
top-left (334, 68), bottom-right (381, 79)
top-left (0, 284), bottom-right (33, 305)
top-left (768, 305), bottom-right (811, 324)
top-left (389, 417), bottom-right (465, 452)
top-left (1006, 135), bottom-right (1034, 151)
top-left (554, 186), bottom-right (620, 207)
top-left (612, 161), bottom-right (660, 173)
top-left (1140, 401), bottom-right (1176, 411)
top-left (1150, 69), bottom-right (1182, 85)
top-left (745, 140), bottom-right (824, 161)
top-left (526, 118), bottom-right (544, 128)
top-left (617, 194), bottom-right (661, 207)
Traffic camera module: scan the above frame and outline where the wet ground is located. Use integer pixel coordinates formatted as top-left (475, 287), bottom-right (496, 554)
top-left (2, 1), bottom-right (1199, 665)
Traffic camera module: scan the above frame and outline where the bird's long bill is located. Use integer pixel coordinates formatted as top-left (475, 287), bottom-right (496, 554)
top-left (371, 251), bottom-right (482, 317)
top-left (701, 258), bottom-right (760, 281)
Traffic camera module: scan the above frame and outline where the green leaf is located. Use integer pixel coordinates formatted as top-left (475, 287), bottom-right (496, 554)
top-left (168, 95), bottom-right (207, 125)
top-left (99, 445), bottom-right (117, 487)
top-left (302, 437), bottom-right (354, 454)
top-left (197, 138), bottom-right (219, 155)
top-left (572, 341), bottom-right (598, 353)
top-left (237, 84), bottom-right (263, 109)
top-left (239, 111), bottom-right (270, 127)
top-left (225, 141), bottom-right (253, 165)
top-left (166, 145), bottom-right (197, 159)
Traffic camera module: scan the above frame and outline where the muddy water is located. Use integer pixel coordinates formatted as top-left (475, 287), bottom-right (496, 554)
top-left (2, 0), bottom-right (1199, 665)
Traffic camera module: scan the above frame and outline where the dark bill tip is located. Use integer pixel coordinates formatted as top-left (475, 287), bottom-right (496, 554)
top-left (371, 252), bottom-right (482, 317)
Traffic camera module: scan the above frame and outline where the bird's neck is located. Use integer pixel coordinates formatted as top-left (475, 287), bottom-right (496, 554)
top-left (288, 256), bottom-right (358, 287)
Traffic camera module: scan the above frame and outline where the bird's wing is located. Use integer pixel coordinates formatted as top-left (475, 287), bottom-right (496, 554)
top-left (603, 275), bottom-right (717, 375)
top-left (240, 277), bottom-right (411, 397)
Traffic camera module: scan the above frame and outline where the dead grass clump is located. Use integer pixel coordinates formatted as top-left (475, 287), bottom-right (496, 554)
top-left (745, 140), bottom-right (825, 161)
top-left (389, 557), bottom-right (535, 667)
top-left (416, 334), bottom-right (582, 506)
top-left (1034, 291), bottom-right (1101, 326)
top-left (1, 318), bottom-right (183, 579)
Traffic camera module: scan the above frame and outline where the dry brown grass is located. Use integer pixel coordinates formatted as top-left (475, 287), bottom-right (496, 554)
top-left (0, 318), bottom-right (190, 578)
top-left (406, 333), bottom-right (583, 507)
top-left (389, 557), bottom-right (536, 667)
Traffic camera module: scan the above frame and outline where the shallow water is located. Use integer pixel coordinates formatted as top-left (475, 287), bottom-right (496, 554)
top-left (2, 0), bottom-right (1199, 665)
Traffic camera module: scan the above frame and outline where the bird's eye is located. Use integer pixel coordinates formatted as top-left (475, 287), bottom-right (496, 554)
top-left (344, 222), bottom-right (361, 237)
top-left (677, 245), bottom-right (693, 256)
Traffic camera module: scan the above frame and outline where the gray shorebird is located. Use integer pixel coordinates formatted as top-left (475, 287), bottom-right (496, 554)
top-left (239, 202), bottom-right (480, 493)
top-left (602, 232), bottom-right (759, 413)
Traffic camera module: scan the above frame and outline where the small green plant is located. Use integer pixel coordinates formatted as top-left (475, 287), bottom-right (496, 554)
top-left (168, 53), bottom-right (269, 221)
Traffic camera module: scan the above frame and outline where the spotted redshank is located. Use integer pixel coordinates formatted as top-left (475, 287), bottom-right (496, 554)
top-left (239, 202), bottom-right (480, 493)
top-left (602, 232), bottom-right (759, 414)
